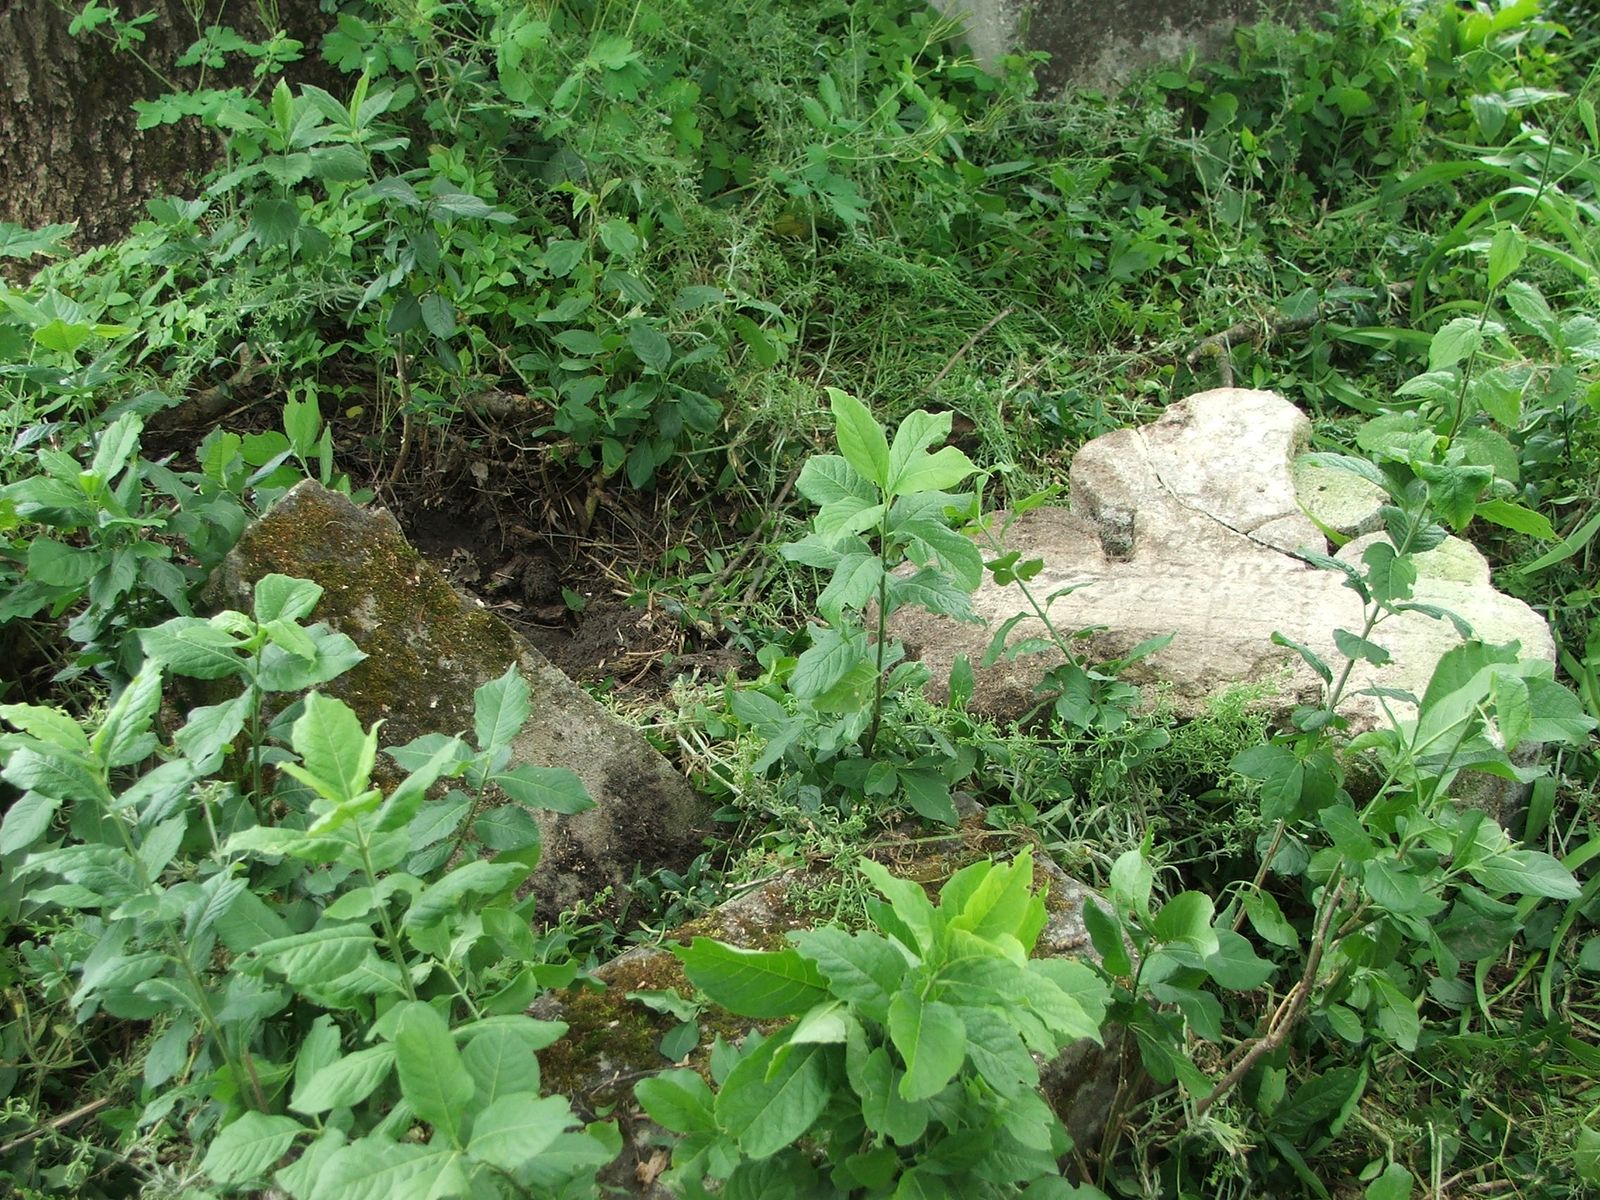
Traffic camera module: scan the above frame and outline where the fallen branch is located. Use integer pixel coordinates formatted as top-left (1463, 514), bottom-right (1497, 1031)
top-left (1186, 282), bottom-right (1414, 387)
top-left (0, 1097), bottom-right (113, 1155)
top-left (930, 306), bottom-right (1015, 389)
top-left (1194, 879), bottom-right (1346, 1120)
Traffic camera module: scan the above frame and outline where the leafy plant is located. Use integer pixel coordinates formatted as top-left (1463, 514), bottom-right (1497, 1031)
top-left (726, 388), bottom-right (983, 826)
top-left (1, 577), bottom-right (614, 1195)
top-left (640, 850), bottom-right (1111, 1197)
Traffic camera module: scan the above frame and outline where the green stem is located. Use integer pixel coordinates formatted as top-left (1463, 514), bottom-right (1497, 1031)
top-left (355, 830), bottom-right (418, 1002)
top-left (863, 548), bottom-right (892, 758)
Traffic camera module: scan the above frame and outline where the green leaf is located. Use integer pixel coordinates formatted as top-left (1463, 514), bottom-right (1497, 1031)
top-left (201, 1112), bottom-right (304, 1184)
top-left (291, 1045), bottom-right (396, 1114)
top-left (394, 1001), bottom-right (475, 1146)
top-left (254, 574), bottom-right (323, 624)
top-left (467, 1093), bottom-right (572, 1169)
top-left (828, 388), bottom-right (890, 489)
top-left (897, 517), bottom-right (983, 591)
top-left (942, 852), bottom-right (1046, 949)
top-left (1082, 900), bottom-right (1131, 976)
top-left (1269, 630), bottom-right (1333, 684)
top-left (789, 928), bottom-right (905, 1020)
top-left (1575, 1125), bottom-right (1600, 1185)
top-left (1107, 848), bottom-right (1154, 920)
top-left (543, 240), bottom-right (585, 276)
top-left (491, 763), bottom-right (594, 813)
top-left (1, 745), bottom-right (102, 803)
top-left (460, 1022), bottom-right (548, 1104)
top-left (1486, 225), bottom-right (1525, 290)
top-left (304, 1140), bottom-right (459, 1200)
top-left (629, 322), bottom-right (672, 372)
top-left (251, 925), bottom-right (375, 986)
top-left (1151, 892), bottom-right (1218, 955)
top-left (1243, 891), bottom-right (1298, 949)
top-left (1470, 849), bottom-right (1580, 899)
top-left (1474, 499), bottom-right (1556, 540)
top-left (674, 940), bottom-right (831, 1017)
top-left (860, 858), bottom-right (937, 954)
top-left (893, 445), bottom-right (977, 498)
top-left (404, 860), bottom-right (531, 931)
top-left (0, 792), bottom-right (60, 854)
top-left (175, 694), bottom-right (252, 771)
top-left (635, 1068), bottom-right (717, 1134)
top-left (420, 294), bottom-right (456, 340)
top-left (1366, 973), bottom-right (1420, 1051)
top-left (1202, 929), bottom-right (1276, 990)
top-left (888, 992), bottom-right (965, 1101)
top-left (854, 1045), bottom-right (929, 1145)
top-left (795, 454), bottom-right (874, 507)
top-left (291, 693), bottom-right (377, 805)
top-left (1428, 317), bottom-right (1489, 371)
top-left (2, 702), bottom-right (91, 754)
top-left (816, 553), bottom-right (883, 622)
top-left (899, 769), bottom-right (959, 826)
top-left (716, 1036), bottom-right (832, 1159)
top-left (473, 665), bottom-right (530, 754)
top-left (1334, 627), bottom-right (1391, 666)
top-left (139, 617), bottom-right (244, 679)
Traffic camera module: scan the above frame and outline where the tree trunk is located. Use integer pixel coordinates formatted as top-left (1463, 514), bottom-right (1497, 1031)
top-left (0, 0), bottom-right (334, 252)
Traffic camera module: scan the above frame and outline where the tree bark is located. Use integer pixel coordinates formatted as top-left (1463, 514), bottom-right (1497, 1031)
top-left (0, 0), bottom-right (334, 252)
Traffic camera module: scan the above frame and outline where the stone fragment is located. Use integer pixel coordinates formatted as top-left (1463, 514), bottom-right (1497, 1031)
top-left (891, 389), bottom-right (1556, 736)
top-left (206, 480), bottom-right (712, 915)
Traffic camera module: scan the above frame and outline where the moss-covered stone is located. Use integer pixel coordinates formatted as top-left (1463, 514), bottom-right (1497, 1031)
top-left (206, 481), bottom-right (714, 916)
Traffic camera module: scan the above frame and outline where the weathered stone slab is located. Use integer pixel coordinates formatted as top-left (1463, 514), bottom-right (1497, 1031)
top-left (929, 0), bottom-right (1331, 92)
top-left (892, 389), bottom-right (1556, 736)
top-left (205, 480), bottom-right (713, 915)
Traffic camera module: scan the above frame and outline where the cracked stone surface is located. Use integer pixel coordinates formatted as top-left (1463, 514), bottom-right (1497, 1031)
top-left (891, 388), bottom-right (1555, 734)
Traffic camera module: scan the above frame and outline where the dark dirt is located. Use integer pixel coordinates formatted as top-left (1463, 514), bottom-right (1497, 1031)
top-left (395, 477), bottom-right (751, 698)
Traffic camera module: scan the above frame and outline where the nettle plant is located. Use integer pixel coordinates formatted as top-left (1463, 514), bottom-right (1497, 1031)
top-left (639, 850), bottom-right (1112, 1198)
top-left (730, 389), bottom-right (985, 826)
top-left (0, 576), bottom-right (617, 1196)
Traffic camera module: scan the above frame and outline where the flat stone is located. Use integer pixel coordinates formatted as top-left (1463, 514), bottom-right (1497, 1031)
top-left (892, 388), bottom-right (1556, 736)
top-left (205, 480), bottom-right (713, 916)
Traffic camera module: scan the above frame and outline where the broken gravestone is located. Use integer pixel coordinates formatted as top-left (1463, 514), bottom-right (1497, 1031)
top-left (533, 846), bottom-right (1139, 1196)
top-left (891, 388), bottom-right (1556, 737)
top-left (205, 479), bottom-right (713, 915)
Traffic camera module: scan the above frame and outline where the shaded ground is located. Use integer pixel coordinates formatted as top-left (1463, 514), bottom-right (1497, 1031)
top-left (391, 460), bottom-right (751, 697)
